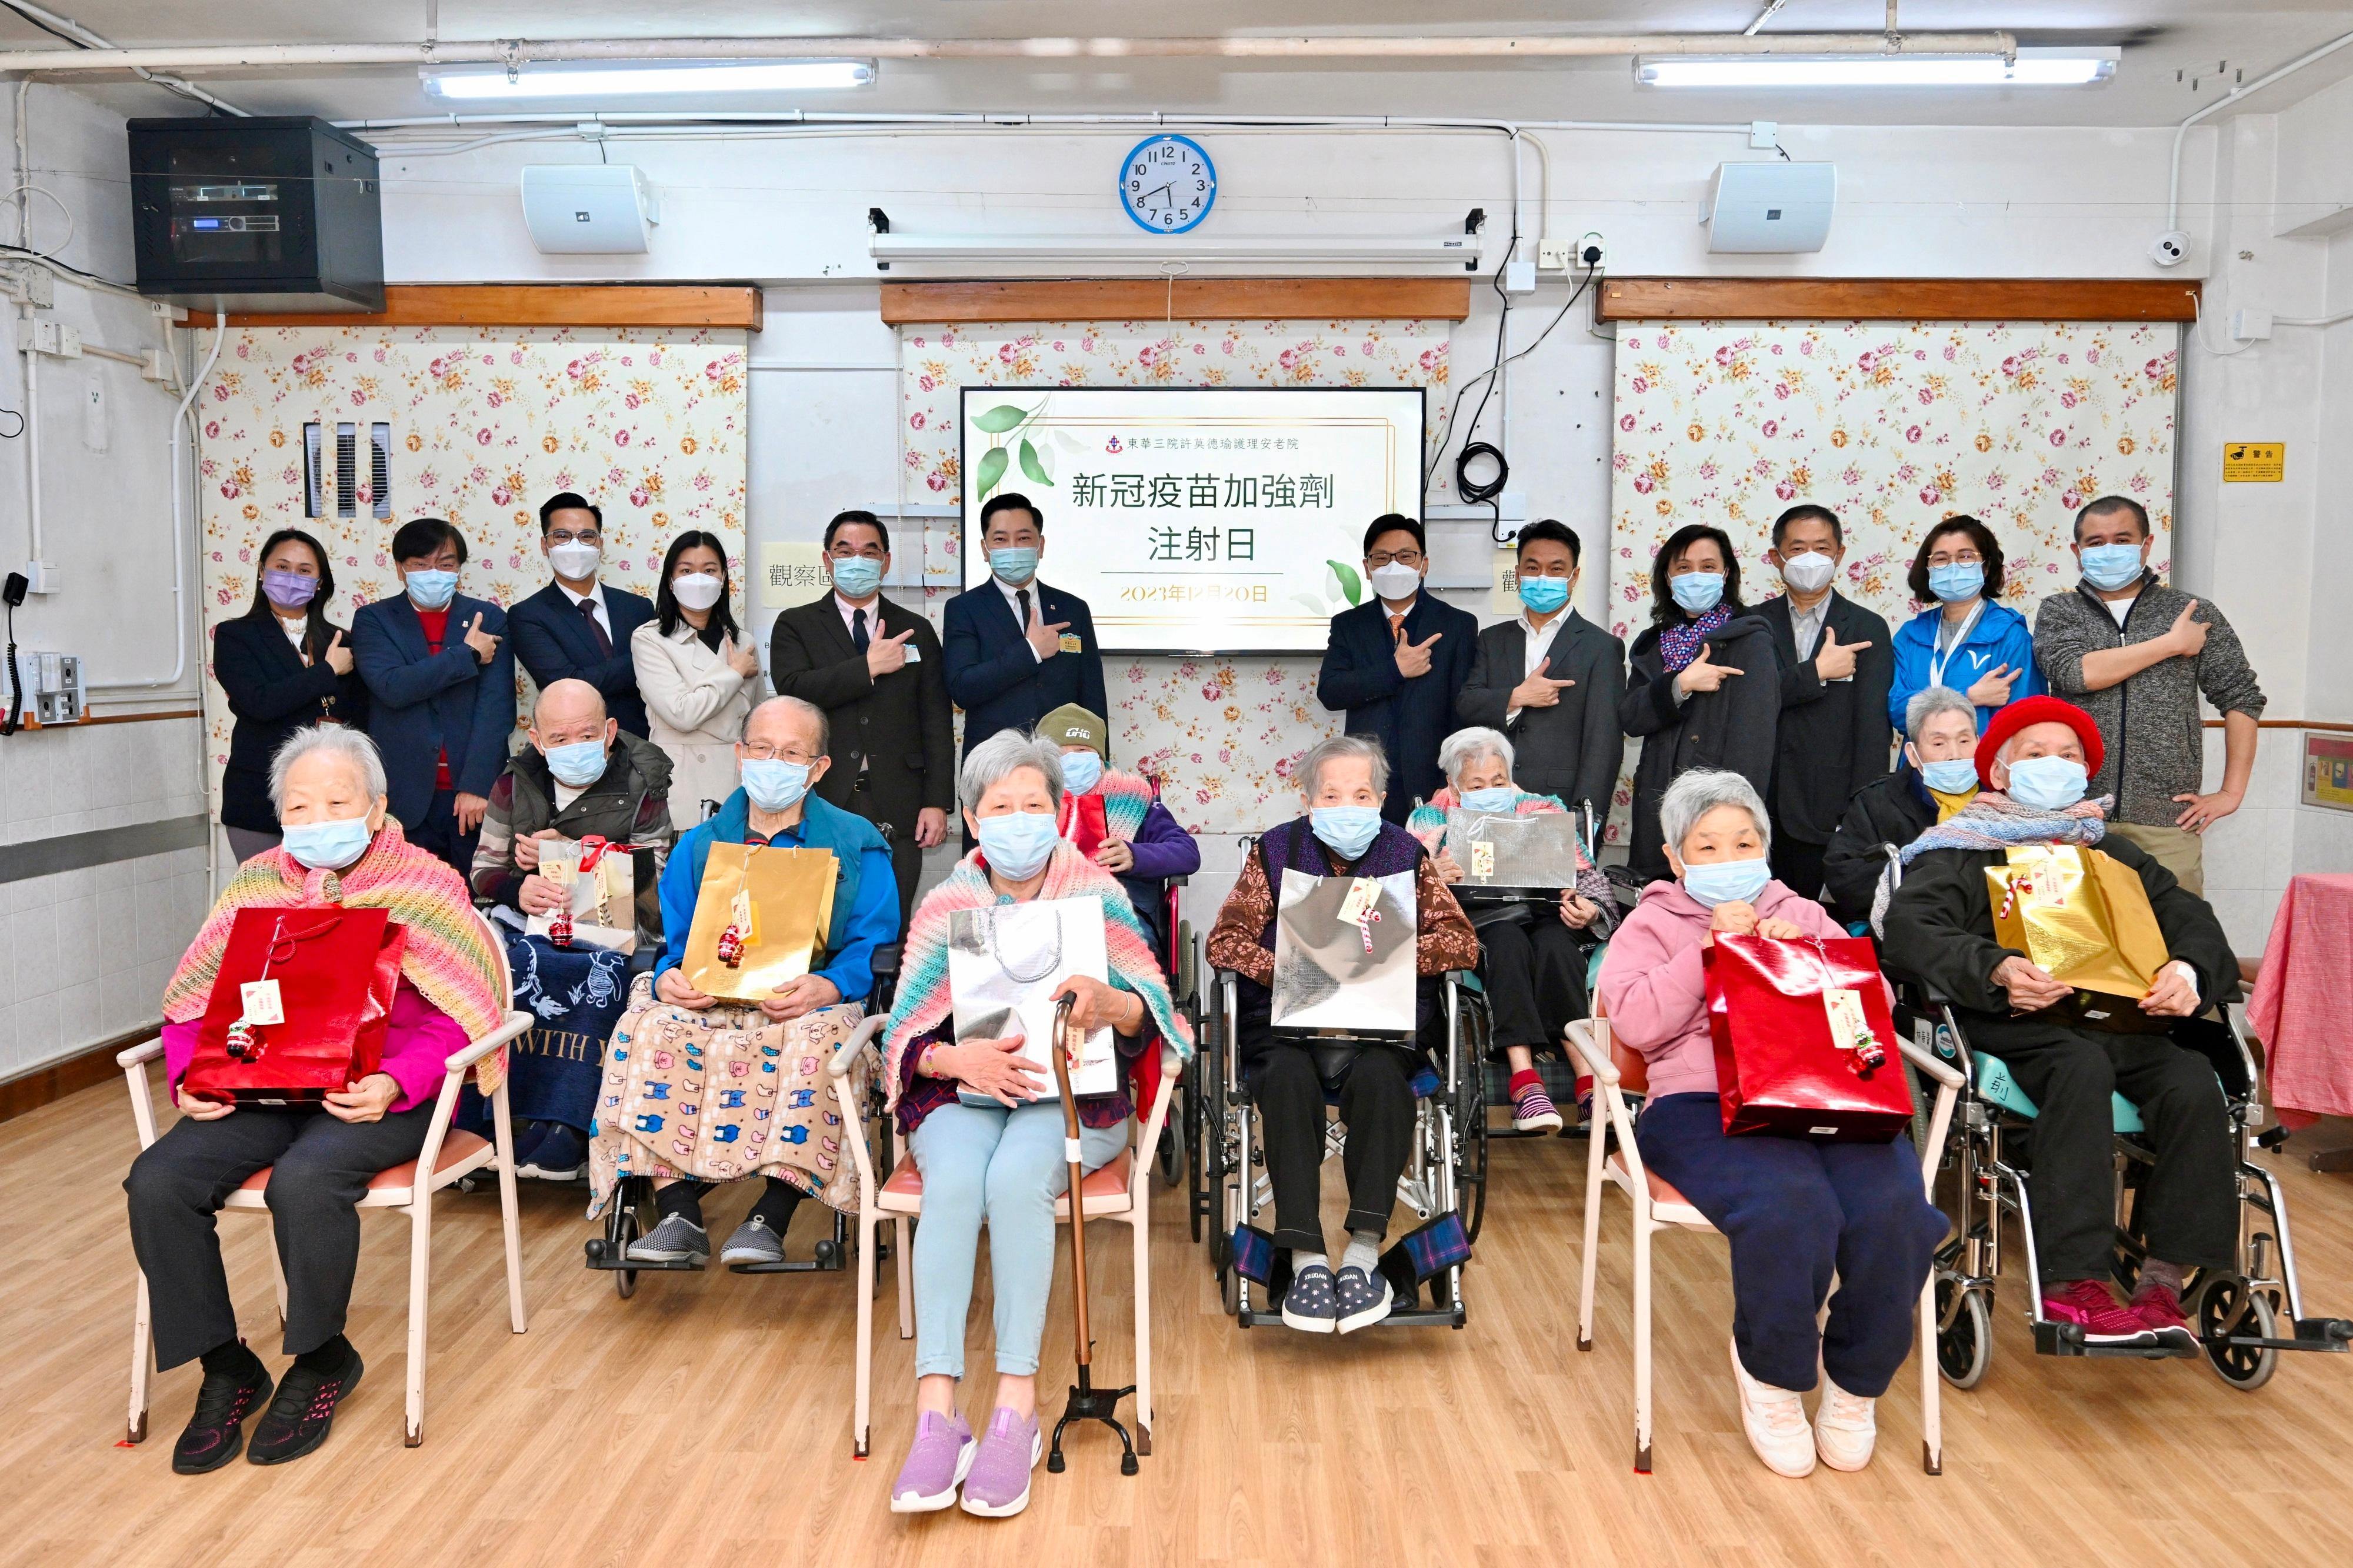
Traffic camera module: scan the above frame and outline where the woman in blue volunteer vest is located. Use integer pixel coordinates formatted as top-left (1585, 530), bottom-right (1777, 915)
top-left (624, 695), bottom-right (898, 1266)
top-left (1887, 515), bottom-right (2044, 735)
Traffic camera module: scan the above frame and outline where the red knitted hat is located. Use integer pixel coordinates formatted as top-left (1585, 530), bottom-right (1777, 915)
top-left (1976, 695), bottom-right (2105, 790)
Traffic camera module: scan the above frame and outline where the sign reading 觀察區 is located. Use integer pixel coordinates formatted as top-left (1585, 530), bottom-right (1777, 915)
top-left (759, 541), bottom-right (829, 609)
top-left (959, 386), bottom-right (1424, 654)
top-left (2223, 442), bottom-right (2285, 482)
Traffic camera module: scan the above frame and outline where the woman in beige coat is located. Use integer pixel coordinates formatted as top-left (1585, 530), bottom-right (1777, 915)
top-left (631, 532), bottom-right (761, 822)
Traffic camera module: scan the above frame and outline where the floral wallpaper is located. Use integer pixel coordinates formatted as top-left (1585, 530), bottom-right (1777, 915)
top-left (895, 318), bottom-right (1452, 832)
top-left (195, 326), bottom-right (750, 786)
top-left (1602, 319), bottom-right (2179, 843)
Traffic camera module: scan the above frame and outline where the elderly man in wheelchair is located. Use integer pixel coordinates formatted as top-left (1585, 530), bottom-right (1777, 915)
top-left (1879, 696), bottom-right (2238, 1347)
top-left (1205, 734), bottom-right (1480, 1335)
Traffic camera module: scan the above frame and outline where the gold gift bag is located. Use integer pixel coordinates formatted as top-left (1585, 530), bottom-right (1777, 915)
top-left (682, 843), bottom-right (837, 1001)
top-left (1985, 843), bottom-right (2171, 1018)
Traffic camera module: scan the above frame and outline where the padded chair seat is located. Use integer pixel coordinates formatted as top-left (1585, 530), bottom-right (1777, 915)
top-left (1605, 1149), bottom-right (1712, 1229)
top-left (229, 1129), bottom-right (493, 1201)
top-left (1974, 1052), bottom-right (2144, 1135)
top-left (878, 1150), bottom-right (1135, 1216)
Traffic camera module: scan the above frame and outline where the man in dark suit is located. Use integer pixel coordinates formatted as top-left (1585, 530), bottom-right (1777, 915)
top-left (1316, 513), bottom-right (1478, 823)
top-left (1454, 519), bottom-right (1625, 818)
top-left (769, 509), bottom-right (955, 926)
top-left (942, 491), bottom-right (1107, 762)
top-left (1756, 503), bottom-right (1894, 900)
top-left (349, 516), bottom-right (517, 874)
top-left (505, 491), bottom-right (656, 736)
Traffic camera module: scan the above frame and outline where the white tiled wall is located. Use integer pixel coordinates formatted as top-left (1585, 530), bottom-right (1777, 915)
top-left (2200, 725), bottom-right (2353, 958)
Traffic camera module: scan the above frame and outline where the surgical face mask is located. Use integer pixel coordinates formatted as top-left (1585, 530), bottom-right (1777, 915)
top-left (741, 758), bottom-right (811, 813)
top-left (262, 570), bottom-right (319, 610)
top-left (1779, 552), bottom-right (1837, 594)
top-left (1059, 750), bottom-right (1104, 796)
top-left (546, 541), bottom-right (602, 581)
top-left (989, 546), bottom-right (1041, 586)
top-left (2079, 542), bottom-right (2146, 593)
top-left (1927, 562), bottom-right (1984, 603)
top-left (1680, 855), bottom-right (1772, 909)
top-left (2002, 754), bottom-right (2088, 810)
top-left (1669, 571), bottom-right (1725, 614)
top-left (544, 739), bottom-right (608, 788)
top-left (1309, 805), bottom-right (1384, 861)
top-left (829, 556), bottom-right (884, 599)
top-left (1458, 786), bottom-right (1518, 815)
top-left (976, 809), bottom-right (1059, 879)
top-left (1368, 562), bottom-right (1424, 602)
top-left (404, 568), bottom-right (459, 610)
top-left (1919, 757), bottom-right (1980, 795)
top-left (281, 813), bottom-right (374, 871)
top-left (671, 572), bottom-right (724, 612)
top-left (1517, 573), bottom-right (1570, 615)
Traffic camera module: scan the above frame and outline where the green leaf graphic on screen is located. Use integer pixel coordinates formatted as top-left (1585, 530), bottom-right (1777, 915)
top-left (973, 403), bottom-right (1029, 433)
top-left (1327, 560), bottom-right (1364, 606)
top-left (975, 445), bottom-right (1010, 499)
top-left (1018, 438), bottom-right (1053, 486)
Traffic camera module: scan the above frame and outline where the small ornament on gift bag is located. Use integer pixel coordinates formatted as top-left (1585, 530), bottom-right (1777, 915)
top-left (530, 835), bottom-right (633, 953)
top-left (1704, 930), bottom-right (1911, 1142)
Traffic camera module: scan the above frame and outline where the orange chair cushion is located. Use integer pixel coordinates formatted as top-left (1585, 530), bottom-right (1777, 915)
top-left (234, 1129), bottom-right (491, 1193)
top-left (879, 1150), bottom-right (1133, 1207)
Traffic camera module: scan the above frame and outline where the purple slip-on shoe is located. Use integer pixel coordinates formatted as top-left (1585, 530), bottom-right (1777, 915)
top-left (889, 1409), bottom-right (975, 1513)
top-left (958, 1406), bottom-right (1043, 1518)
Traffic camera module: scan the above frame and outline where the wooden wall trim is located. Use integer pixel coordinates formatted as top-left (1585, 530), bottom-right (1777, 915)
top-left (2204, 719), bottom-right (2353, 733)
top-left (1597, 277), bottom-right (2202, 323)
top-left (881, 278), bottom-right (1475, 324)
top-left (15, 709), bottom-right (199, 731)
top-left (219, 285), bottom-right (764, 332)
top-left (0, 1025), bottom-right (158, 1126)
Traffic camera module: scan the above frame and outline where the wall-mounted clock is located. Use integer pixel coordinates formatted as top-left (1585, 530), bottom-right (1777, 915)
top-left (1119, 134), bottom-right (1215, 234)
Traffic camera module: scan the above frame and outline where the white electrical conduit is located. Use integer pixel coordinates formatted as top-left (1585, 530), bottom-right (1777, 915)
top-left (0, 0), bottom-right (249, 115)
top-left (2167, 28), bottom-right (2353, 230)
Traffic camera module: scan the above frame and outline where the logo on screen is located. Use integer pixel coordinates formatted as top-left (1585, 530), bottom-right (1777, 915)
top-left (1105, 435), bottom-right (1123, 452)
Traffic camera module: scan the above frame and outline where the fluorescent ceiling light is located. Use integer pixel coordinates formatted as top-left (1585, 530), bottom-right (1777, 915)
top-left (422, 59), bottom-right (875, 99)
top-left (1638, 47), bottom-right (2118, 88)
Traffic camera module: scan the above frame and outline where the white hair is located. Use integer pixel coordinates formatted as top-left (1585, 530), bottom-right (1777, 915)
top-left (1298, 733), bottom-right (1389, 798)
top-left (269, 725), bottom-right (388, 812)
top-left (746, 693), bottom-right (829, 755)
top-left (959, 727), bottom-right (1065, 816)
top-left (1904, 685), bottom-right (1977, 742)
top-left (1659, 768), bottom-right (1771, 858)
top-left (1438, 726), bottom-right (1514, 787)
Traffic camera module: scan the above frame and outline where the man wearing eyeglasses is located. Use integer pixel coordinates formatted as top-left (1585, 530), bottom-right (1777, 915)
top-left (508, 491), bottom-right (658, 738)
top-left (1315, 513), bottom-right (1478, 824)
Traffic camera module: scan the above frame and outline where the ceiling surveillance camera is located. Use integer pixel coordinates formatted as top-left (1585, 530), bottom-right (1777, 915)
top-left (2149, 229), bottom-right (2191, 268)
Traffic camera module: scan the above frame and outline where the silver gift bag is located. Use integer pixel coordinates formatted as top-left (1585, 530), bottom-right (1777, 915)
top-left (946, 898), bottom-right (1117, 1098)
top-left (1444, 809), bottom-right (1587, 891)
top-left (1270, 867), bottom-right (1418, 1033)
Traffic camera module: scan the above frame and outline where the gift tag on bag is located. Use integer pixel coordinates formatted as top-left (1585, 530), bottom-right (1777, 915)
top-left (1823, 986), bottom-right (1871, 1050)
top-left (239, 979), bottom-right (285, 1027)
top-left (1335, 877), bottom-right (1382, 928)
top-left (1469, 840), bottom-right (1496, 879)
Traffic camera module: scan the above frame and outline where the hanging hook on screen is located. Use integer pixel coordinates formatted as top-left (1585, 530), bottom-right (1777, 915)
top-left (1158, 258), bottom-right (1189, 325)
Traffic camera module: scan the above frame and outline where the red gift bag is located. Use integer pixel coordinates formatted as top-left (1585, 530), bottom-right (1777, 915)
top-left (1703, 931), bottom-right (1911, 1143)
top-left (182, 906), bottom-right (408, 1106)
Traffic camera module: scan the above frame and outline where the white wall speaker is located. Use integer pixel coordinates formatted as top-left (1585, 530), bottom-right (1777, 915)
top-left (520, 164), bottom-right (661, 255)
top-left (1704, 162), bottom-right (1836, 254)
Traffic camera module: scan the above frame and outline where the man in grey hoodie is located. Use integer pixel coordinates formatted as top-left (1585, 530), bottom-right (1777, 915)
top-left (2031, 495), bottom-right (2265, 895)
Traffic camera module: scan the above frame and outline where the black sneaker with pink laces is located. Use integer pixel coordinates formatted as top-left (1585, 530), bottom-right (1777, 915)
top-left (247, 1337), bottom-right (364, 1466)
top-left (172, 1346), bottom-right (272, 1474)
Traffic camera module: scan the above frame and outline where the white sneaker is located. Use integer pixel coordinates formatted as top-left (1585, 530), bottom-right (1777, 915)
top-left (1812, 1375), bottom-right (1878, 1473)
top-left (1729, 1338), bottom-right (1816, 1479)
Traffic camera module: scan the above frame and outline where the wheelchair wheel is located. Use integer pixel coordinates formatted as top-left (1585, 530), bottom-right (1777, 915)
top-left (2192, 1275), bottom-right (2279, 1392)
top-left (609, 1205), bottom-right (641, 1299)
top-left (1935, 1276), bottom-right (1991, 1389)
top-left (1156, 1115), bottom-right (1183, 1189)
top-left (1453, 1055), bottom-right (1489, 1244)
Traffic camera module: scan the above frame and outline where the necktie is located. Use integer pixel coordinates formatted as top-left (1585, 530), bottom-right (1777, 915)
top-left (1017, 588), bottom-right (1033, 630)
top-left (852, 608), bottom-right (870, 653)
top-left (575, 595), bottom-right (612, 657)
top-left (1390, 609), bottom-right (1408, 643)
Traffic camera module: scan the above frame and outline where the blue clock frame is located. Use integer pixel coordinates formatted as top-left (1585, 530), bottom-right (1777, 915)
top-left (1118, 134), bottom-right (1217, 235)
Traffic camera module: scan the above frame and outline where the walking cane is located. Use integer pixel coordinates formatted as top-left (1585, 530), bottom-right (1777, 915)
top-left (1044, 992), bottom-right (1140, 1477)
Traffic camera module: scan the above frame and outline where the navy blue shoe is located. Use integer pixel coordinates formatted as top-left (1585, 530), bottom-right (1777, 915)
top-left (1335, 1265), bottom-right (1394, 1334)
top-left (518, 1123), bottom-right (585, 1181)
top-left (1280, 1264), bottom-right (1339, 1334)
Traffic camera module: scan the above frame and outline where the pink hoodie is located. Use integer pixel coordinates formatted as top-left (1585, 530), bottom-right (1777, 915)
top-left (1596, 875), bottom-right (1865, 1102)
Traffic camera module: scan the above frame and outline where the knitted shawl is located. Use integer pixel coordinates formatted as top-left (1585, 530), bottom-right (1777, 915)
top-left (1094, 768), bottom-right (1157, 840)
top-left (1871, 790), bottom-right (2111, 936)
top-left (1407, 785), bottom-right (1572, 856)
top-left (161, 820), bottom-right (512, 1094)
top-left (882, 840), bottom-right (1195, 1108)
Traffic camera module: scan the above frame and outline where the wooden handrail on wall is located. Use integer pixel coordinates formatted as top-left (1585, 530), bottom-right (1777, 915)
top-left (1597, 277), bottom-right (2202, 323)
top-left (881, 277), bottom-right (1475, 325)
top-left (220, 284), bottom-right (764, 331)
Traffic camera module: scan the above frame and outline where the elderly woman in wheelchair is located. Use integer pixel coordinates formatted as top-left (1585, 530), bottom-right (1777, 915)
top-left (879, 728), bottom-right (1191, 1519)
top-left (1409, 725), bottom-right (1614, 1130)
top-left (1597, 769), bottom-right (1945, 1479)
top-left (1206, 734), bottom-right (1480, 1335)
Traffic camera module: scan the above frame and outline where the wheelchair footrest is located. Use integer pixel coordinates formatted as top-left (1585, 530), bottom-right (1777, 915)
top-left (583, 1237), bottom-right (704, 1272)
top-left (2031, 1320), bottom-right (2198, 1359)
top-left (1236, 1303), bottom-right (1466, 1330)
top-left (728, 1238), bottom-right (848, 1274)
top-left (2278, 1317), bottom-right (2353, 1351)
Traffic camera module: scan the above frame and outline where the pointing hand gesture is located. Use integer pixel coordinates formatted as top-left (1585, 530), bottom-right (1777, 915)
top-left (1675, 642), bottom-right (1742, 696)
top-left (866, 626), bottom-right (916, 678)
top-left (1394, 630), bottom-right (1442, 679)
top-left (2166, 599), bottom-right (2210, 660)
top-left (1812, 625), bottom-right (1874, 682)
top-left (1509, 656), bottom-right (1578, 710)
top-left (1025, 597), bottom-right (1070, 660)
top-left (1964, 663), bottom-right (2018, 709)
top-left (462, 612), bottom-right (501, 665)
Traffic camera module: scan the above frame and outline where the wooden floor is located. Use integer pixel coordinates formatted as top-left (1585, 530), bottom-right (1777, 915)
top-left (10, 1080), bottom-right (2353, 1568)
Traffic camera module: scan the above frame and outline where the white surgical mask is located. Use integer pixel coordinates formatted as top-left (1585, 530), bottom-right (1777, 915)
top-left (1369, 562), bottom-right (1423, 602)
top-left (671, 573), bottom-right (724, 611)
top-left (1779, 553), bottom-right (1837, 593)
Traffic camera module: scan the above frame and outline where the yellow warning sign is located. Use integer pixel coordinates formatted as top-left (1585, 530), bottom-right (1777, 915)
top-left (2222, 441), bottom-right (2285, 482)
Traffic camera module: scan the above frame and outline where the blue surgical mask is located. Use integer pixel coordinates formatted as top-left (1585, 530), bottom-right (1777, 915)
top-left (1059, 750), bottom-right (1103, 796)
top-left (281, 813), bottom-right (374, 871)
top-left (1458, 786), bottom-right (1518, 815)
top-left (1669, 572), bottom-right (1724, 613)
top-left (1919, 758), bottom-right (1981, 795)
top-left (829, 556), bottom-right (884, 599)
top-left (544, 739), bottom-right (608, 789)
top-left (741, 758), bottom-right (811, 813)
top-left (1680, 856), bottom-right (1772, 908)
top-left (404, 568), bottom-right (459, 610)
top-left (1309, 805), bottom-right (1384, 861)
top-left (1927, 562), bottom-right (1984, 603)
top-left (2079, 543), bottom-right (2145, 593)
top-left (2003, 754), bottom-right (2088, 810)
top-left (1518, 574), bottom-right (1570, 615)
top-left (976, 808), bottom-right (1060, 879)
top-left (989, 546), bottom-right (1041, 586)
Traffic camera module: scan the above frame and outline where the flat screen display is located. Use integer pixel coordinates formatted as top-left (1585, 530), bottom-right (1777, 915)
top-left (958, 386), bottom-right (1425, 653)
